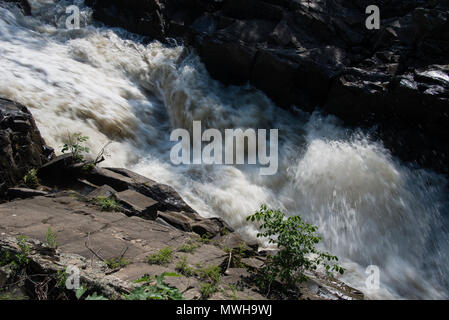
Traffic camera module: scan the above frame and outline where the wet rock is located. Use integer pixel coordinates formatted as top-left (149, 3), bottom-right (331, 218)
top-left (3, 0), bottom-right (31, 16)
top-left (0, 98), bottom-right (54, 198)
top-left (84, 0), bottom-right (166, 40)
top-left (196, 35), bottom-right (258, 85)
top-left (301, 272), bottom-right (365, 300)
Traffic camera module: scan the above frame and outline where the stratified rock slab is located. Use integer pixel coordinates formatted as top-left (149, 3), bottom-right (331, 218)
top-left (115, 189), bottom-right (159, 220)
top-left (6, 188), bottom-right (48, 200)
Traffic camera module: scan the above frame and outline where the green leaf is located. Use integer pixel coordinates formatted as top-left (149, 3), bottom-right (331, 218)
top-left (75, 286), bottom-right (87, 300)
top-left (85, 292), bottom-right (108, 300)
top-left (161, 272), bottom-right (181, 278)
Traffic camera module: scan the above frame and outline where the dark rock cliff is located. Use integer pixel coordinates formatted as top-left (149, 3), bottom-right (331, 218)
top-left (0, 98), bottom-right (54, 197)
top-left (85, 0), bottom-right (449, 176)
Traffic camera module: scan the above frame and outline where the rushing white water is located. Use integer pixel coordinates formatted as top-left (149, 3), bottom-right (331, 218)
top-left (1, 0), bottom-right (448, 299)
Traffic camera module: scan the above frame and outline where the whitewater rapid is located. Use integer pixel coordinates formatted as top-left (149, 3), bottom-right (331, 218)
top-left (1, 0), bottom-right (448, 299)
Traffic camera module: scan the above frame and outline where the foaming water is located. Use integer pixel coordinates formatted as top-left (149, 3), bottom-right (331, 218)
top-left (1, 0), bottom-right (448, 299)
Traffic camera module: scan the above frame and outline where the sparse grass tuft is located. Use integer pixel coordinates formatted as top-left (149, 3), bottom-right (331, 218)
top-left (199, 282), bottom-right (219, 299)
top-left (178, 239), bottom-right (199, 253)
top-left (195, 263), bottom-right (222, 299)
top-left (195, 264), bottom-right (221, 284)
top-left (104, 257), bottom-right (130, 270)
top-left (197, 233), bottom-right (213, 244)
top-left (45, 227), bottom-right (58, 249)
top-left (224, 242), bottom-right (248, 268)
top-left (226, 284), bottom-right (242, 300)
top-left (16, 235), bottom-right (30, 267)
top-left (23, 169), bottom-right (39, 189)
top-left (146, 247), bottom-right (173, 265)
top-left (175, 257), bottom-right (194, 277)
top-left (93, 196), bottom-right (121, 212)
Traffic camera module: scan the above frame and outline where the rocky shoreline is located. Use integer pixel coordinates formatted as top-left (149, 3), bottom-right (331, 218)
top-left (84, 0), bottom-right (449, 177)
top-left (0, 98), bottom-right (363, 300)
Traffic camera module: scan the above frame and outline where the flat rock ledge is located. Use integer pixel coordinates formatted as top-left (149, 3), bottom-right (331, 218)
top-left (0, 168), bottom-right (363, 300)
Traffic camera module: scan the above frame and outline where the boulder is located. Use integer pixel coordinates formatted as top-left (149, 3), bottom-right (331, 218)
top-left (191, 218), bottom-right (224, 238)
top-left (37, 154), bottom-right (77, 183)
top-left (0, 98), bottom-right (54, 198)
top-left (3, 0), bottom-right (31, 15)
top-left (84, 0), bottom-right (166, 40)
top-left (157, 211), bottom-right (193, 231)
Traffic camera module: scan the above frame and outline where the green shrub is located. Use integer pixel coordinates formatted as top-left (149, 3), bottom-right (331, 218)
top-left (125, 273), bottom-right (183, 300)
top-left (146, 247), bottom-right (173, 265)
top-left (0, 250), bottom-right (13, 267)
top-left (56, 269), bottom-right (69, 289)
top-left (61, 132), bottom-right (90, 162)
top-left (0, 236), bottom-right (30, 269)
top-left (15, 235), bottom-right (30, 268)
top-left (247, 205), bottom-right (344, 289)
top-left (23, 169), bottom-right (39, 189)
top-left (45, 227), bottom-right (58, 249)
top-left (191, 263), bottom-right (223, 299)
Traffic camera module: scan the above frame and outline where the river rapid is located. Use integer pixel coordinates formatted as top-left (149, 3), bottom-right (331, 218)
top-left (1, 0), bottom-right (448, 299)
